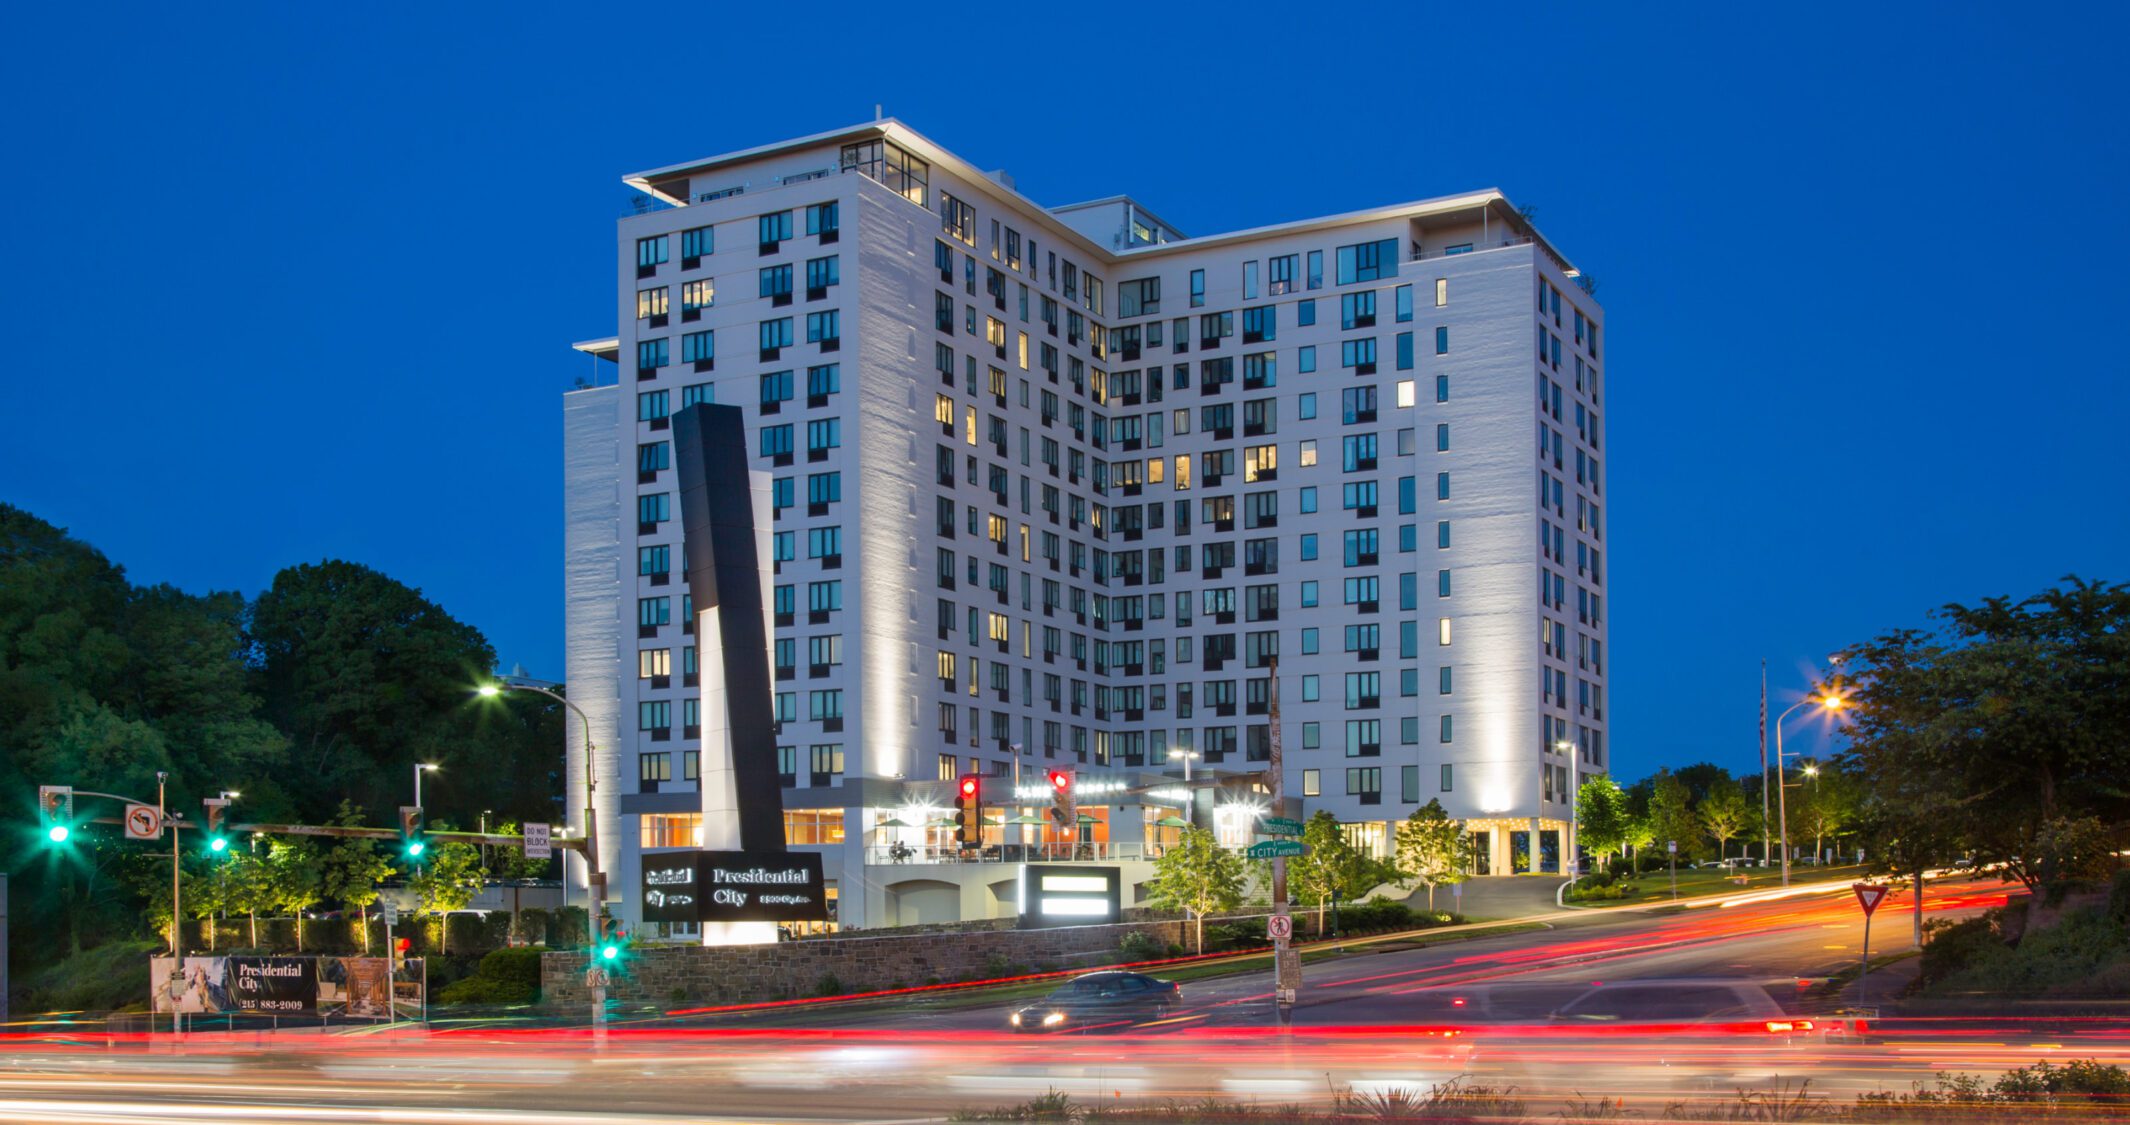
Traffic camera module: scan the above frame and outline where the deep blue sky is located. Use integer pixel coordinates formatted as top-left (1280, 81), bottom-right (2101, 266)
top-left (5, 5), bottom-right (2124, 783)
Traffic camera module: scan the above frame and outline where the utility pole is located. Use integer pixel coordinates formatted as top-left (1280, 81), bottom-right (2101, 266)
top-left (1267, 656), bottom-right (1298, 1025)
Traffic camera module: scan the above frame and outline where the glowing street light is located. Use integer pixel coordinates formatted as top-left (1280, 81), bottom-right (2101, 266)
top-left (1775, 692), bottom-right (1846, 887)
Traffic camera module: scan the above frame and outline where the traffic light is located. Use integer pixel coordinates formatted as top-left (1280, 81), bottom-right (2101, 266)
top-left (202, 798), bottom-right (231, 855)
top-left (38, 785), bottom-right (73, 845)
top-left (1047, 768), bottom-right (1077, 831)
top-left (596, 916), bottom-right (628, 965)
top-left (955, 774), bottom-right (983, 847)
top-left (398, 805), bottom-right (427, 861)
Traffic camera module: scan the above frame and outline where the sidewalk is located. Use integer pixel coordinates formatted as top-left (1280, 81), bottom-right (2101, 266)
top-left (1837, 950), bottom-right (1923, 1013)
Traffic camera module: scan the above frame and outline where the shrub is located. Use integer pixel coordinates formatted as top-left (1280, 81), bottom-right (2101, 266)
top-left (1919, 914), bottom-right (2002, 986)
top-left (812, 972), bottom-right (845, 997)
top-left (1117, 931), bottom-right (1166, 963)
top-left (2109, 868), bottom-right (2130, 926)
top-left (24, 940), bottom-right (159, 1013)
top-left (1339, 899), bottom-right (1414, 932)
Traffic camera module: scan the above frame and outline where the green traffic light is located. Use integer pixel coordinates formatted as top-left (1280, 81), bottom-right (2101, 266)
top-left (600, 943), bottom-right (620, 961)
top-left (406, 840), bottom-right (426, 857)
top-left (209, 836), bottom-right (229, 853)
top-left (47, 824), bottom-right (69, 844)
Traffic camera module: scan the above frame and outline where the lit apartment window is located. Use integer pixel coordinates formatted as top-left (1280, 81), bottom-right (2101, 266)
top-left (1438, 618), bottom-right (1453, 646)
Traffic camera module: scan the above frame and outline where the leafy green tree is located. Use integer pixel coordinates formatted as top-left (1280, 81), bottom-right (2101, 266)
top-left (265, 838), bottom-right (325, 951)
top-left (251, 560), bottom-right (554, 826)
top-left (1146, 825), bottom-right (1247, 954)
top-left (1395, 800), bottom-right (1471, 911)
top-left (1574, 777), bottom-right (1631, 871)
top-left (408, 841), bottom-right (485, 953)
top-left (1839, 577), bottom-right (2130, 890)
top-left (1647, 770), bottom-right (1700, 862)
top-left (318, 801), bottom-right (396, 951)
top-left (1795, 764), bottom-right (1861, 863)
top-left (1621, 814), bottom-right (1656, 866)
top-left (1700, 784), bottom-right (1749, 859)
top-left (221, 848), bottom-right (277, 948)
top-left (1290, 811), bottom-right (1384, 935)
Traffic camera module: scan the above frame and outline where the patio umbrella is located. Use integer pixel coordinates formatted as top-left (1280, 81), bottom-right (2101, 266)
top-left (1151, 816), bottom-right (1191, 828)
top-left (1077, 813), bottom-right (1098, 824)
top-left (1005, 814), bottom-right (1048, 825)
top-left (926, 817), bottom-right (959, 827)
top-left (874, 817), bottom-right (913, 829)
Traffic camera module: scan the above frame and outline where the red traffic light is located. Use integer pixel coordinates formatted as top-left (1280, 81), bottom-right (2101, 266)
top-left (960, 777), bottom-right (979, 798)
top-left (1048, 769), bottom-right (1070, 790)
top-left (394, 938), bottom-right (410, 953)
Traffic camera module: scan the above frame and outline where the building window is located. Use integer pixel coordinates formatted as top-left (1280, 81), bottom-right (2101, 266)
top-left (1346, 766), bottom-right (1382, 803)
top-left (636, 235), bottom-right (668, 272)
top-left (680, 226), bottom-right (712, 263)
top-left (805, 201), bottom-right (839, 240)
top-left (758, 211), bottom-right (793, 252)
top-left (805, 255), bottom-right (840, 294)
top-left (1303, 769), bottom-right (1320, 797)
top-left (681, 330), bottom-right (714, 365)
top-left (1440, 714), bottom-right (1454, 743)
top-left (1441, 764), bottom-right (1453, 792)
top-left (1439, 665), bottom-right (1453, 695)
top-left (638, 700), bottom-right (671, 733)
top-left (1335, 238), bottom-right (1397, 284)
top-left (941, 193), bottom-right (975, 244)
top-left (840, 139), bottom-right (929, 206)
top-left (1435, 326), bottom-right (1449, 355)
top-left (806, 310), bottom-right (841, 348)
top-left (1439, 617), bottom-right (1453, 646)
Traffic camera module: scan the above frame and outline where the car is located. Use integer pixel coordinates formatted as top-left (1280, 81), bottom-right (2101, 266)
top-left (1008, 971), bottom-right (1181, 1032)
top-left (1547, 978), bottom-right (1856, 1041)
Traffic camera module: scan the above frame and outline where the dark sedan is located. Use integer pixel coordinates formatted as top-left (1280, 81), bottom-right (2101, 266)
top-left (1008, 971), bottom-right (1181, 1032)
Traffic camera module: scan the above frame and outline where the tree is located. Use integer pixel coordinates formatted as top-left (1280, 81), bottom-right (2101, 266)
top-left (1395, 800), bottom-right (1471, 911)
top-left (408, 841), bottom-right (485, 953)
top-left (1575, 777), bottom-right (1631, 871)
top-left (1289, 811), bottom-right (1384, 936)
top-left (318, 801), bottom-right (396, 951)
top-left (1700, 784), bottom-right (1749, 859)
top-left (263, 838), bottom-right (325, 951)
top-left (1621, 814), bottom-right (1656, 866)
top-left (1145, 826), bottom-right (1247, 954)
top-left (1647, 770), bottom-right (1699, 862)
top-left (221, 848), bottom-right (277, 948)
top-left (1839, 577), bottom-right (2130, 891)
top-left (1796, 766), bottom-right (1862, 863)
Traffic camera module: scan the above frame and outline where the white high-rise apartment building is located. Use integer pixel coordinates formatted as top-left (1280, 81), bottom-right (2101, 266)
top-left (565, 121), bottom-right (1608, 933)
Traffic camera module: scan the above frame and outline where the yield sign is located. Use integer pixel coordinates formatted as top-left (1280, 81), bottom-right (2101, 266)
top-left (1853, 882), bottom-right (1888, 917)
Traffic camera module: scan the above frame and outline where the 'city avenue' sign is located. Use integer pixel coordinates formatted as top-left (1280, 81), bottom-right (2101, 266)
top-left (1246, 840), bottom-right (1308, 859)
top-left (1260, 817), bottom-right (1304, 837)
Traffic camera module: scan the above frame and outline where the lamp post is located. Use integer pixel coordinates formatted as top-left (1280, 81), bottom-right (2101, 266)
top-left (413, 763), bottom-right (439, 810)
top-left (1556, 740), bottom-right (1580, 880)
top-left (1774, 694), bottom-right (1843, 886)
top-left (1168, 747), bottom-right (1197, 782)
top-left (479, 682), bottom-right (606, 958)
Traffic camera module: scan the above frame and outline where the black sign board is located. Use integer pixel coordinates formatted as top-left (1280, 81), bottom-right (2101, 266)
top-left (229, 956), bottom-right (316, 1014)
top-left (641, 850), bottom-right (830, 923)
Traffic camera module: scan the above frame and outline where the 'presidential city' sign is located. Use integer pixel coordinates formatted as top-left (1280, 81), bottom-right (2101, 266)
top-left (639, 850), bottom-right (829, 923)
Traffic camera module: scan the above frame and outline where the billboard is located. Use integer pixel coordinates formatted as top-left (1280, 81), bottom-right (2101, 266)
top-left (641, 850), bottom-right (829, 923)
top-left (152, 956), bottom-right (422, 1020)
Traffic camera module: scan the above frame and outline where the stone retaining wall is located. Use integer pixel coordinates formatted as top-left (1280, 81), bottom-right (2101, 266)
top-left (542, 917), bottom-right (1192, 1008)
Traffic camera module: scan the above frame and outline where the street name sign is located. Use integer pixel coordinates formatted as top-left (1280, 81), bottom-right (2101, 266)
top-left (522, 822), bottom-right (552, 860)
top-left (1246, 840), bottom-right (1307, 859)
top-left (1260, 817), bottom-right (1304, 837)
top-left (1853, 882), bottom-right (1888, 917)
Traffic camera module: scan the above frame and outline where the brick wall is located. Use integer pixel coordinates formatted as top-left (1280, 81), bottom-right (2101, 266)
top-left (542, 918), bottom-right (1192, 1008)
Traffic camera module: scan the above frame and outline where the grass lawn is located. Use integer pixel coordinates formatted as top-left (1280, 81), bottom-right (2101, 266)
top-left (1578, 863), bottom-right (1869, 907)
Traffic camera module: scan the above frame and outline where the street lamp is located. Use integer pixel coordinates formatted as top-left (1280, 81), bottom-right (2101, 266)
top-left (1774, 693), bottom-right (1843, 886)
top-left (479, 680), bottom-right (607, 953)
top-left (1556, 740), bottom-right (1580, 878)
top-left (1168, 747), bottom-right (1198, 782)
top-left (413, 763), bottom-right (439, 809)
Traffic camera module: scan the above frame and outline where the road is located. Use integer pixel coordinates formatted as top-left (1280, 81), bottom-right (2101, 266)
top-left (1, 875), bottom-right (2116, 1123)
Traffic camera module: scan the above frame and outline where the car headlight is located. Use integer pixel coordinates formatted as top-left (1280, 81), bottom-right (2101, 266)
top-left (1010, 1012), bottom-right (1022, 1027)
top-left (1042, 1010), bottom-right (1067, 1026)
